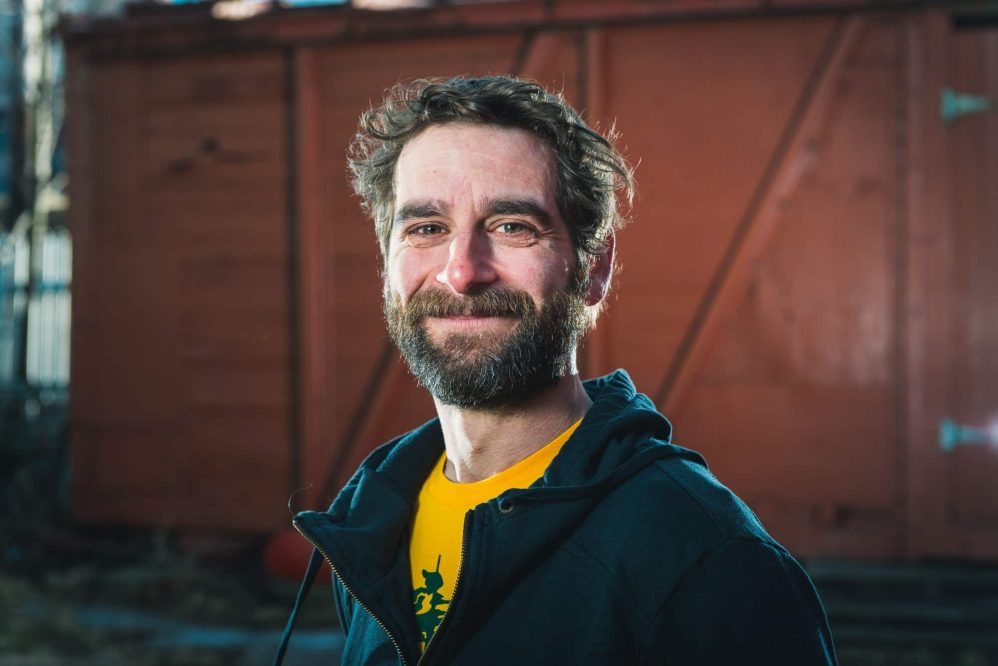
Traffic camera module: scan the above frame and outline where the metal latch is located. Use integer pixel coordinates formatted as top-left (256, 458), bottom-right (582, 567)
top-left (940, 88), bottom-right (994, 124)
top-left (939, 418), bottom-right (997, 453)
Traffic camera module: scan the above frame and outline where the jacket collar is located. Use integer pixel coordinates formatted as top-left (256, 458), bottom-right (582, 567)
top-left (331, 369), bottom-right (686, 499)
top-left (297, 369), bottom-right (701, 569)
top-left (293, 370), bottom-right (705, 661)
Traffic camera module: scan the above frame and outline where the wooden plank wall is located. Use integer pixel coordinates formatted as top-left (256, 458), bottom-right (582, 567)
top-left (906, 13), bottom-right (998, 560)
top-left (70, 53), bottom-right (293, 530)
top-left (65, 3), bottom-right (998, 561)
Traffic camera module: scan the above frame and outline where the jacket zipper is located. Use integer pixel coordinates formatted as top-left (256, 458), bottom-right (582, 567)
top-left (416, 509), bottom-right (472, 665)
top-left (293, 518), bottom-right (409, 666)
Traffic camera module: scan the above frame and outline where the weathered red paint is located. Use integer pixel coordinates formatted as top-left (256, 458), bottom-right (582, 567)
top-left (65, 0), bottom-right (998, 561)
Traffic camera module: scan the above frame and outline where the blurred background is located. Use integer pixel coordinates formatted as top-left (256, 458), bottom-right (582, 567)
top-left (1, 0), bottom-right (997, 664)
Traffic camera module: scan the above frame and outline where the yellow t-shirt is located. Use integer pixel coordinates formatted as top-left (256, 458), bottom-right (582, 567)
top-left (409, 419), bottom-right (582, 650)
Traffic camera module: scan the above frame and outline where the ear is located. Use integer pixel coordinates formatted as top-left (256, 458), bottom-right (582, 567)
top-left (585, 232), bottom-right (615, 307)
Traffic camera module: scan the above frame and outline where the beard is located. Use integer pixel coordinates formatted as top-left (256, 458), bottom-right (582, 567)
top-left (384, 284), bottom-right (590, 410)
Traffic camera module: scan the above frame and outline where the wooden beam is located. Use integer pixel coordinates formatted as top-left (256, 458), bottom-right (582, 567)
top-left (293, 47), bottom-right (330, 508)
top-left (655, 15), bottom-right (864, 414)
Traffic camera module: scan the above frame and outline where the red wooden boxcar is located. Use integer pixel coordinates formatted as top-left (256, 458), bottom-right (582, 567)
top-left (64, 0), bottom-right (998, 561)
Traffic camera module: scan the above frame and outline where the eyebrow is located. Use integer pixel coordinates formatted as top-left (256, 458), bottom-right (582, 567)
top-left (393, 197), bottom-right (555, 227)
top-left (483, 198), bottom-right (554, 227)
top-left (395, 199), bottom-right (449, 225)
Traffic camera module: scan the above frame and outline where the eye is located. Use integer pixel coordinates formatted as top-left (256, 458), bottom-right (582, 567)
top-left (403, 222), bottom-right (447, 247)
top-left (411, 223), bottom-right (445, 236)
top-left (495, 221), bottom-right (535, 236)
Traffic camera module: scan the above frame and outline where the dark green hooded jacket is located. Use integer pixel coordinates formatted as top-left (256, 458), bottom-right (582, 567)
top-left (276, 370), bottom-right (837, 665)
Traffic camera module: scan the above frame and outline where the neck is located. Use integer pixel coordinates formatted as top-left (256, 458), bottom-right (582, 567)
top-left (434, 373), bottom-right (592, 483)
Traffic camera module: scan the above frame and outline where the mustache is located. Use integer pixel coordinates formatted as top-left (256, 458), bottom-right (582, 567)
top-left (401, 289), bottom-right (535, 322)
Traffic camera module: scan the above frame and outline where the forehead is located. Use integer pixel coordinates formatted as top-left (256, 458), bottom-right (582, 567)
top-left (394, 124), bottom-right (557, 208)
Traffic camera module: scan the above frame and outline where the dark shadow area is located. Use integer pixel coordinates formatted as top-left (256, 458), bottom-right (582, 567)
top-left (810, 559), bottom-right (998, 666)
top-left (0, 521), bottom-right (342, 665)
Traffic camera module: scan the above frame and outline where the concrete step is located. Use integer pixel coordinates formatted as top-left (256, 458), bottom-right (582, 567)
top-left (807, 561), bottom-right (998, 666)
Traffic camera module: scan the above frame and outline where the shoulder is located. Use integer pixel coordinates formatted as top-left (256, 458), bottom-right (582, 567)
top-left (650, 454), bottom-right (773, 544)
top-left (575, 450), bottom-right (835, 663)
top-left (641, 536), bottom-right (837, 664)
top-left (567, 443), bottom-right (786, 614)
top-left (589, 447), bottom-right (776, 554)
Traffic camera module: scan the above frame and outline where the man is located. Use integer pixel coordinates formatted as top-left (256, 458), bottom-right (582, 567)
top-left (275, 76), bottom-right (837, 665)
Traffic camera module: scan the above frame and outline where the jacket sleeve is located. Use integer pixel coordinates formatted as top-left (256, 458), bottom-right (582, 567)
top-left (641, 538), bottom-right (837, 665)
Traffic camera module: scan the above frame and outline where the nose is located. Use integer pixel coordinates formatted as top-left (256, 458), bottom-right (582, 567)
top-left (436, 229), bottom-right (498, 294)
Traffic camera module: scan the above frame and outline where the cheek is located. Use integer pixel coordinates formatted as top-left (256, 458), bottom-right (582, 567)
top-left (386, 249), bottom-right (433, 304)
top-left (496, 248), bottom-right (573, 297)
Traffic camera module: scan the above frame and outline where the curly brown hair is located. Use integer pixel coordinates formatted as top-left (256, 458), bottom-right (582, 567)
top-left (348, 76), bottom-right (634, 266)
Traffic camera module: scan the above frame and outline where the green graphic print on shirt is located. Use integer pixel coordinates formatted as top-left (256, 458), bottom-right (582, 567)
top-left (413, 554), bottom-right (450, 648)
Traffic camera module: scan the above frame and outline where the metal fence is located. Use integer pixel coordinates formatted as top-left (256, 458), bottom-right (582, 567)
top-left (0, 227), bottom-right (71, 519)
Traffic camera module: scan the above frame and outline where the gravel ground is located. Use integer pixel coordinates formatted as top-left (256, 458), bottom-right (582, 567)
top-left (0, 525), bottom-right (341, 666)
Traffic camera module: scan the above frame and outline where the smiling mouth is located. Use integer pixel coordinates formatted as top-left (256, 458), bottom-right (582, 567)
top-left (431, 314), bottom-right (514, 321)
top-left (427, 314), bottom-right (518, 330)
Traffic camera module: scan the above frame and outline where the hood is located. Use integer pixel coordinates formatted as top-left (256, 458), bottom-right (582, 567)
top-left (330, 369), bottom-right (700, 512)
top-left (297, 369), bottom-right (704, 575)
top-left (539, 369), bottom-right (702, 490)
top-left (291, 369), bottom-right (706, 664)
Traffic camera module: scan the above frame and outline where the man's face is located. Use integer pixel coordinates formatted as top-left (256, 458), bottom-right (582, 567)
top-left (383, 123), bottom-right (590, 409)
